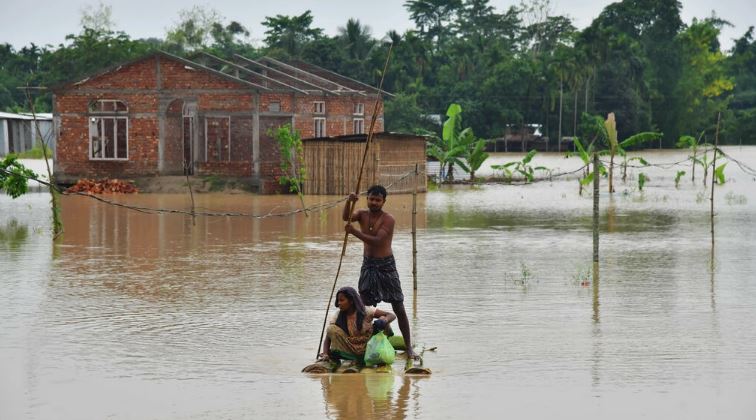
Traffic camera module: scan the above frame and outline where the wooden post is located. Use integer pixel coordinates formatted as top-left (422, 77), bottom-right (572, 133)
top-left (593, 152), bottom-right (600, 266)
top-left (22, 86), bottom-right (62, 238)
top-left (558, 76), bottom-right (563, 153)
top-left (412, 163), bottom-right (418, 291)
top-left (711, 112), bottom-right (720, 258)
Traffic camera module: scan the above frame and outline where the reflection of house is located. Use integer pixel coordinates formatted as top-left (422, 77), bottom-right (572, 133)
top-left (51, 51), bottom-right (383, 192)
top-left (302, 132), bottom-right (426, 195)
top-left (0, 112), bottom-right (54, 156)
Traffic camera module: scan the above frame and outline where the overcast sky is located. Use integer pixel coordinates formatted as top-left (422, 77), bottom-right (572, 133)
top-left (1, 0), bottom-right (753, 51)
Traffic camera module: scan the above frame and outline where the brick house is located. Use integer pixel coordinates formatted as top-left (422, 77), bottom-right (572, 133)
top-left (51, 50), bottom-right (383, 192)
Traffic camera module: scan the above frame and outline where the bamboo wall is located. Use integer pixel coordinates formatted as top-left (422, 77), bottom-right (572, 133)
top-left (303, 134), bottom-right (427, 196)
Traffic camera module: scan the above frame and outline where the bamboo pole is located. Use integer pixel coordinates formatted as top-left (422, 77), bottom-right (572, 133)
top-left (710, 112), bottom-right (721, 260)
top-left (21, 86), bottom-right (62, 238)
top-left (592, 152), bottom-right (600, 266)
top-left (412, 163), bottom-right (418, 291)
top-left (316, 43), bottom-right (393, 359)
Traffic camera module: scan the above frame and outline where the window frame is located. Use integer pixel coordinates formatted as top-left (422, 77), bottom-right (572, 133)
top-left (354, 103), bottom-right (365, 115)
top-left (314, 117), bottom-right (327, 137)
top-left (88, 100), bottom-right (129, 161)
top-left (313, 101), bottom-right (325, 114)
top-left (353, 118), bottom-right (365, 134)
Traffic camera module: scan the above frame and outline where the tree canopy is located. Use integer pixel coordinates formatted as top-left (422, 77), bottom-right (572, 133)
top-left (1, 1), bottom-right (753, 144)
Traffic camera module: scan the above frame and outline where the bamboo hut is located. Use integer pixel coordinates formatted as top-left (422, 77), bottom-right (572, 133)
top-left (302, 132), bottom-right (427, 195)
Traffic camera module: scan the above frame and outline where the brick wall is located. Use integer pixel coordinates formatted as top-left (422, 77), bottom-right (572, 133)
top-left (53, 53), bottom-right (385, 192)
top-left (294, 95), bottom-right (383, 138)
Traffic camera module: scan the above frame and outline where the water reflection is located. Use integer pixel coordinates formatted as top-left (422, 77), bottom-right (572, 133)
top-left (0, 218), bottom-right (29, 251)
top-left (319, 373), bottom-right (421, 419)
top-left (3, 148), bottom-right (756, 419)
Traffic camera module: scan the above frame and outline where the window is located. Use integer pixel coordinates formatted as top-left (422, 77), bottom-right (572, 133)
top-left (88, 100), bottom-right (128, 160)
top-left (313, 101), bottom-right (325, 114)
top-left (354, 103), bottom-right (364, 115)
top-left (314, 118), bottom-right (326, 137)
top-left (353, 118), bottom-right (364, 134)
top-left (268, 101), bottom-right (281, 112)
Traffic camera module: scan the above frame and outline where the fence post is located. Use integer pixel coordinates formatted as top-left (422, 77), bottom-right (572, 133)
top-left (412, 163), bottom-right (418, 291)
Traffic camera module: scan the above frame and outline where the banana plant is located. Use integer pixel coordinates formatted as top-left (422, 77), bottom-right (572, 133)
top-left (693, 149), bottom-right (728, 186)
top-left (571, 137), bottom-right (605, 195)
top-left (491, 149), bottom-right (548, 183)
top-left (455, 128), bottom-right (489, 181)
top-left (714, 162), bottom-right (727, 184)
top-left (674, 170), bottom-right (686, 188)
top-left (618, 132), bottom-right (662, 182)
top-left (676, 132), bottom-right (705, 183)
top-left (426, 103), bottom-right (473, 181)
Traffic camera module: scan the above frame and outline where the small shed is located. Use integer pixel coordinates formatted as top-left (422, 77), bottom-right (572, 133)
top-left (0, 112), bottom-right (54, 156)
top-left (302, 132), bottom-right (427, 195)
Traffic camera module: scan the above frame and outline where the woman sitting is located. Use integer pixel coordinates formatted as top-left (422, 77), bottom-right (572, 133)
top-left (319, 286), bottom-right (396, 363)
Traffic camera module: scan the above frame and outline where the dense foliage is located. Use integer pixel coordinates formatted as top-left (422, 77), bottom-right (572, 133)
top-left (1, 0), bottom-right (754, 145)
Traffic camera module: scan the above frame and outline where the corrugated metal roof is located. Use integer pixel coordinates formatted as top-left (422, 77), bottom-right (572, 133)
top-left (0, 111), bottom-right (53, 120)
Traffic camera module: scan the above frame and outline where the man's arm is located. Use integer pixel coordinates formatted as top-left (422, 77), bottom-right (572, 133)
top-left (342, 193), bottom-right (360, 222)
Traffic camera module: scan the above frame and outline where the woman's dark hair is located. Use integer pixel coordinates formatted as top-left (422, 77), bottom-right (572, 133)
top-left (334, 286), bottom-right (366, 334)
top-left (367, 185), bottom-right (387, 199)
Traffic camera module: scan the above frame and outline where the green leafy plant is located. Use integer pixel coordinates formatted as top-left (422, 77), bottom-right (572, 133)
top-left (457, 129), bottom-right (489, 181)
top-left (674, 170), bottom-right (686, 188)
top-left (426, 103), bottom-right (471, 181)
top-left (0, 155), bottom-right (38, 199)
top-left (677, 133), bottom-right (704, 183)
top-left (491, 149), bottom-right (548, 183)
top-left (8, 144), bottom-right (54, 160)
top-left (714, 162), bottom-right (727, 184)
top-left (571, 137), bottom-right (605, 194)
top-left (270, 124), bottom-right (307, 209)
top-left (638, 172), bottom-right (648, 191)
top-left (618, 132), bottom-right (661, 182)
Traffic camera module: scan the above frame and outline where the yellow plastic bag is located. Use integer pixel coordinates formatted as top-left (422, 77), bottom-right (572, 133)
top-left (364, 331), bottom-right (396, 366)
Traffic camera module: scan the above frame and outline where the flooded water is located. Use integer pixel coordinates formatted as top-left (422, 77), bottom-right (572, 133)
top-left (2, 147), bottom-right (756, 419)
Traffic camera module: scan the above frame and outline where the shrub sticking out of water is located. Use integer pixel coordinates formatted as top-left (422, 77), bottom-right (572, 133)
top-left (638, 173), bottom-right (648, 191)
top-left (505, 261), bottom-right (535, 289)
top-left (491, 150), bottom-right (549, 183)
top-left (571, 265), bottom-right (592, 287)
top-left (725, 191), bottom-right (747, 205)
top-left (674, 170), bottom-right (686, 188)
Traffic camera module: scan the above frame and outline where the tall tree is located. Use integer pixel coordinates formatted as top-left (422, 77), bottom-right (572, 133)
top-left (262, 11), bottom-right (323, 57)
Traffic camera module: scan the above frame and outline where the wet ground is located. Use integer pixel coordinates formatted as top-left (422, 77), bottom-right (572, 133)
top-left (1, 147), bottom-right (755, 419)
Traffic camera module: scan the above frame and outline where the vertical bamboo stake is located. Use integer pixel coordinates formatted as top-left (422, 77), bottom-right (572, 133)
top-left (710, 112), bottom-right (720, 261)
top-left (412, 163), bottom-right (418, 291)
top-left (22, 86), bottom-right (62, 238)
top-left (592, 152), bottom-right (600, 276)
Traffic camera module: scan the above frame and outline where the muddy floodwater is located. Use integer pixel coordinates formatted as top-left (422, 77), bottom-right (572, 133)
top-left (2, 147), bottom-right (756, 419)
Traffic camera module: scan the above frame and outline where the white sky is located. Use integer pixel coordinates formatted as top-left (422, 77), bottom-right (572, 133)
top-left (1, 0), bottom-right (753, 51)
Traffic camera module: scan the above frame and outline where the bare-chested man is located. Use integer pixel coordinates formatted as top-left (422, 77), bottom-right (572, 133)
top-left (343, 184), bottom-right (416, 358)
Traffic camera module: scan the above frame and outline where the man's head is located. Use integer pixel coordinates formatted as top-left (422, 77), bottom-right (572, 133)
top-left (366, 185), bottom-right (387, 212)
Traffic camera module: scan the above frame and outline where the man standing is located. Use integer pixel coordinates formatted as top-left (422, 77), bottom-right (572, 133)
top-left (343, 185), bottom-right (417, 359)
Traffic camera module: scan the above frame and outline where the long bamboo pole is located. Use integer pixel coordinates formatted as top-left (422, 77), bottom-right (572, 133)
top-left (412, 163), bottom-right (418, 291)
top-left (21, 86), bottom-right (63, 238)
top-left (710, 112), bottom-right (721, 260)
top-left (592, 152), bottom-right (600, 272)
top-left (316, 43), bottom-right (393, 359)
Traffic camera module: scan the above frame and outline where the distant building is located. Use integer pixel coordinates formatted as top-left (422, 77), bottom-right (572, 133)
top-left (487, 124), bottom-right (552, 152)
top-left (0, 112), bottom-right (54, 157)
top-left (51, 51), bottom-right (384, 193)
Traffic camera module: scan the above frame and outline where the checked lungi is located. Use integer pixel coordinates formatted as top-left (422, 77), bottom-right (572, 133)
top-left (358, 255), bottom-right (404, 306)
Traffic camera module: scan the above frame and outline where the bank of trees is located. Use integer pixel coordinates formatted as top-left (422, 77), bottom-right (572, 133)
top-left (1, 0), bottom-right (754, 145)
